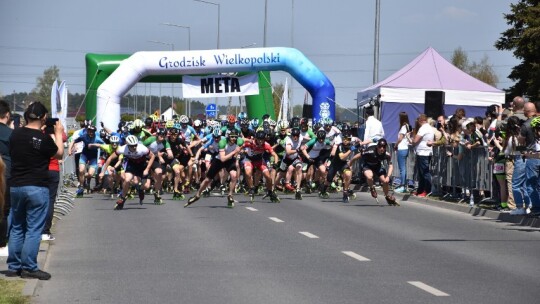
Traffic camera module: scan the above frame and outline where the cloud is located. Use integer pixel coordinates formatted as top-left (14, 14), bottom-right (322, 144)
top-left (442, 6), bottom-right (477, 19)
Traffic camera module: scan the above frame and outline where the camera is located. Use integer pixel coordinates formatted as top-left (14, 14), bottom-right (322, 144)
top-left (45, 118), bottom-right (59, 134)
top-left (436, 121), bottom-right (442, 130)
top-left (45, 118), bottom-right (59, 127)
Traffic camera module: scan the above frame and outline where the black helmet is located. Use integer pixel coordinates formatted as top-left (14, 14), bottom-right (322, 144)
top-left (145, 117), bottom-right (153, 127)
top-left (228, 129), bottom-right (239, 137)
top-left (240, 118), bottom-right (249, 127)
top-left (313, 122), bottom-right (322, 131)
top-left (291, 116), bottom-right (300, 128)
top-left (157, 128), bottom-right (167, 136)
top-left (291, 127), bottom-right (301, 137)
top-left (316, 129), bottom-right (326, 139)
top-left (255, 130), bottom-right (266, 140)
top-left (341, 124), bottom-right (352, 136)
top-left (377, 138), bottom-right (388, 148)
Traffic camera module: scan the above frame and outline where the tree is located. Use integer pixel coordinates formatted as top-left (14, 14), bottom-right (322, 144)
top-left (30, 66), bottom-right (60, 110)
top-left (495, 0), bottom-right (540, 100)
top-left (451, 47), bottom-right (499, 87)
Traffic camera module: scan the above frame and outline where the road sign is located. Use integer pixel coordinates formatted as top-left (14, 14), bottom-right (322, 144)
top-left (206, 103), bottom-right (217, 118)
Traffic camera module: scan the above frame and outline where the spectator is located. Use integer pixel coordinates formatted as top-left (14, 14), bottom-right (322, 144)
top-left (394, 112), bottom-right (412, 193)
top-left (360, 107), bottom-right (384, 146)
top-left (412, 114), bottom-right (434, 197)
top-left (434, 115), bottom-right (448, 146)
top-left (453, 108), bottom-right (466, 124)
top-left (502, 116), bottom-right (522, 211)
top-left (0, 100), bottom-right (11, 257)
top-left (6, 101), bottom-right (64, 280)
top-left (510, 102), bottom-right (537, 215)
top-left (510, 96), bottom-right (526, 121)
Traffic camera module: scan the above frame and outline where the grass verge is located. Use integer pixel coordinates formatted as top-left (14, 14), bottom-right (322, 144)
top-left (0, 279), bottom-right (30, 304)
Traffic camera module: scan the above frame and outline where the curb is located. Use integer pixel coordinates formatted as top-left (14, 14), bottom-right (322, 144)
top-left (21, 240), bottom-right (51, 296)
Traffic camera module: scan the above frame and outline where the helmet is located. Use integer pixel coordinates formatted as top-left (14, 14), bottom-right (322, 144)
top-left (300, 118), bottom-right (308, 127)
top-left (110, 135), bottom-right (120, 144)
top-left (341, 124), bottom-right (352, 136)
top-left (169, 127), bottom-right (179, 135)
top-left (118, 121), bottom-right (126, 130)
top-left (313, 122), bottom-right (322, 131)
top-left (531, 116), bottom-right (540, 129)
top-left (179, 115), bottom-right (189, 124)
top-left (87, 125), bottom-right (97, 132)
top-left (227, 114), bottom-right (237, 124)
top-left (227, 129), bottom-right (239, 137)
top-left (145, 117), bottom-right (153, 126)
top-left (316, 129), bottom-right (326, 139)
top-left (291, 117), bottom-right (300, 128)
top-left (165, 120), bottom-right (174, 129)
top-left (212, 128), bottom-right (221, 137)
top-left (237, 112), bottom-right (247, 120)
top-left (125, 135), bottom-right (139, 146)
top-left (291, 127), bottom-right (301, 137)
top-left (99, 129), bottom-right (107, 138)
top-left (250, 118), bottom-right (260, 129)
top-left (255, 130), bottom-right (266, 140)
top-left (193, 119), bottom-right (202, 127)
top-left (240, 118), bottom-right (249, 127)
top-left (268, 119), bottom-right (276, 127)
top-left (377, 138), bottom-right (388, 148)
top-left (157, 128), bottom-right (167, 136)
top-left (262, 114), bottom-right (270, 121)
top-left (278, 120), bottom-right (289, 130)
top-left (133, 119), bottom-right (144, 129)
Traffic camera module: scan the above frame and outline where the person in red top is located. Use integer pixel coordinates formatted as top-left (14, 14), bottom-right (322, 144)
top-left (42, 129), bottom-right (68, 241)
top-left (242, 130), bottom-right (279, 202)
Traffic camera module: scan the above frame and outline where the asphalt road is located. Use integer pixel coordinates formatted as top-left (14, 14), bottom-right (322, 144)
top-left (32, 190), bottom-right (540, 304)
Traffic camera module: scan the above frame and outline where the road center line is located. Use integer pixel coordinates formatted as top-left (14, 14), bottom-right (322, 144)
top-left (342, 251), bottom-right (371, 261)
top-left (269, 217), bottom-right (284, 223)
top-left (407, 281), bottom-right (450, 296)
top-left (299, 231), bottom-right (319, 239)
top-left (245, 207), bottom-right (258, 211)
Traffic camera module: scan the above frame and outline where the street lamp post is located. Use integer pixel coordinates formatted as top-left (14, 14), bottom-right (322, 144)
top-left (148, 40), bottom-right (175, 115)
top-left (264, 0), bottom-right (268, 47)
top-left (161, 22), bottom-right (191, 50)
top-left (373, 0), bottom-right (381, 84)
top-left (194, 0), bottom-right (220, 49)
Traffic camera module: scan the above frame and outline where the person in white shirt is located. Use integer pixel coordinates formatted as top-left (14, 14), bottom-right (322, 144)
top-left (412, 114), bottom-right (434, 197)
top-left (361, 107), bottom-right (384, 146)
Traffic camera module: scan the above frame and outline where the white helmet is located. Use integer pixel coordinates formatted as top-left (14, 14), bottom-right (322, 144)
top-left (179, 115), bottom-right (189, 124)
top-left (132, 119), bottom-right (144, 128)
top-left (278, 120), bottom-right (289, 130)
top-left (125, 135), bottom-right (139, 146)
top-left (193, 119), bottom-right (202, 127)
top-left (109, 135), bottom-right (120, 144)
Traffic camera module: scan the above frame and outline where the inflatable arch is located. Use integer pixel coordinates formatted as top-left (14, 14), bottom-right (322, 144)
top-left (87, 47), bottom-right (335, 131)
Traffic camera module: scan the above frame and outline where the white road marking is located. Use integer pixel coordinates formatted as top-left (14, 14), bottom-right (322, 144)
top-left (299, 231), bottom-right (319, 239)
top-left (341, 251), bottom-right (371, 261)
top-left (269, 217), bottom-right (284, 223)
top-left (408, 281), bottom-right (450, 296)
top-left (245, 207), bottom-right (258, 211)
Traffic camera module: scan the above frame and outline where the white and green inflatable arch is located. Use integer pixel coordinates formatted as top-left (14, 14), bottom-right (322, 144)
top-left (85, 47), bottom-right (335, 131)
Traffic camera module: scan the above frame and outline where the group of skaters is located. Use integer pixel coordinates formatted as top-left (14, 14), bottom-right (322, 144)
top-left (70, 112), bottom-right (400, 210)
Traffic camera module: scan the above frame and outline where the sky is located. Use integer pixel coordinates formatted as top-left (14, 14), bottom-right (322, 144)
top-left (0, 0), bottom-right (519, 110)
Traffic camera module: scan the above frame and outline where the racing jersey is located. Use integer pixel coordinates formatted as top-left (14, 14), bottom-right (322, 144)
top-left (304, 138), bottom-right (332, 158)
top-left (73, 134), bottom-right (104, 159)
top-left (143, 136), bottom-right (171, 155)
top-left (284, 135), bottom-right (304, 159)
top-left (240, 128), bottom-right (256, 139)
top-left (179, 125), bottom-right (197, 144)
top-left (131, 129), bottom-right (152, 142)
top-left (168, 137), bottom-right (190, 159)
top-left (300, 128), bottom-right (316, 144)
top-left (243, 141), bottom-right (274, 161)
top-left (116, 143), bottom-right (150, 164)
top-left (217, 137), bottom-right (244, 160)
top-left (361, 145), bottom-right (392, 167)
top-left (202, 135), bottom-right (221, 154)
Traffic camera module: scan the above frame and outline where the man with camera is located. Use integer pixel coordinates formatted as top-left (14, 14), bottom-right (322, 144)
top-left (6, 101), bottom-right (64, 280)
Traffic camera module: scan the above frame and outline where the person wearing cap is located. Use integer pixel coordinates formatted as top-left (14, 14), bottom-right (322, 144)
top-left (6, 101), bottom-right (64, 280)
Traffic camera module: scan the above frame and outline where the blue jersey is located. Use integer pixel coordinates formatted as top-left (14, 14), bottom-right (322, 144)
top-left (180, 125), bottom-right (197, 143)
top-left (74, 134), bottom-right (104, 158)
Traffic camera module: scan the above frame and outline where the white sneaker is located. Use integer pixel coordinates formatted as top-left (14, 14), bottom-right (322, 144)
top-left (0, 246), bottom-right (8, 257)
top-left (510, 208), bottom-right (526, 216)
top-left (41, 234), bottom-right (55, 241)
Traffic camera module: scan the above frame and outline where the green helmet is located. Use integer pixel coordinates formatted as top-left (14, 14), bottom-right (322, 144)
top-left (531, 116), bottom-right (540, 129)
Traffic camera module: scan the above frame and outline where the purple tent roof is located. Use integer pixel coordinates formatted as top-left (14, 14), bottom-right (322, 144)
top-left (363, 47), bottom-right (502, 93)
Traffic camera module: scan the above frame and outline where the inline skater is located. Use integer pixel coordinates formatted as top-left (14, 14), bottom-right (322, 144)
top-left (280, 127), bottom-right (304, 200)
top-left (361, 138), bottom-right (398, 206)
top-left (70, 124), bottom-right (104, 197)
top-left (167, 127), bottom-right (192, 200)
top-left (88, 135), bottom-right (122, 195)
top-left (101, 135), bottom-right (155, 209)
top-left (242, 130), bottom-right (280, 202)
top-left (303, 129), bottom-right (332, 192)
top-left (142, 128), bottom-right (173, 204)
top-left (185, 130), bottom-right (244, 208)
